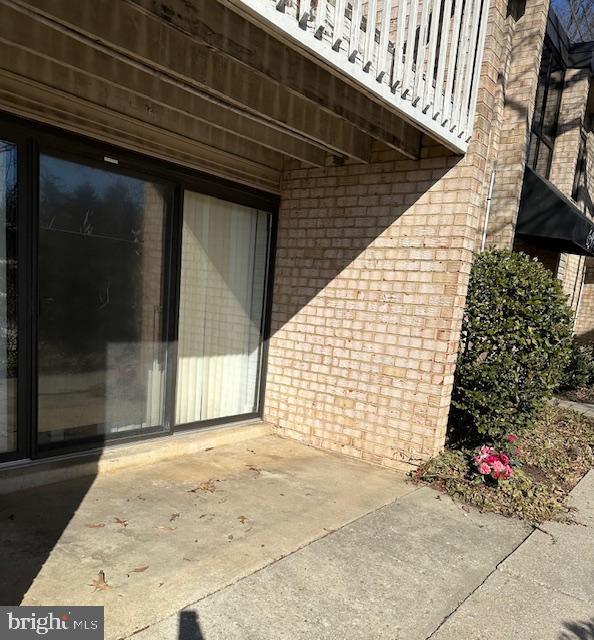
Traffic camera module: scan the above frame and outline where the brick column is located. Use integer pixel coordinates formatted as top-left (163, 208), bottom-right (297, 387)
top-left (548, 67), bottom-right (591, 309)
top-left (263, 0), bottom-right (512, 471)
top-left (486, 0), bottom-right (551, 249)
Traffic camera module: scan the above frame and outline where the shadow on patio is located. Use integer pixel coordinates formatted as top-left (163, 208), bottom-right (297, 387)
top-left (0, 434), bottom-right (413, 639)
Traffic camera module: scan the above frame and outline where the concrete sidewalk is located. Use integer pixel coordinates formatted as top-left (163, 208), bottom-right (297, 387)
top-left (135, 486), bottom-right (531, 640)
top-left (432, 471), bottom-right (594, 640)
top-left (136, 472), bottom-right (594, 640)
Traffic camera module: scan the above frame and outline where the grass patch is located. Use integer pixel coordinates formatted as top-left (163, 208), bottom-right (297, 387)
top-left (413, 406), bottom-right (594, 523)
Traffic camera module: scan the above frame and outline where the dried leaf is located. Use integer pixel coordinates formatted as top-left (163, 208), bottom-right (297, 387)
top-left (157, 525), bottom-right (177, 532)
top-left (169, 513), bottom-right (180, 522)
top-left (132, 565), bottom-right (149, 573)
top-left (113, 517), bottom-right (128, 527)
top-left (188, 480), bottom-right (217, 493)
top-left (238, 515), bottom-right (248, 524)
top-left (89, 571), bottom-right (110, 592)
top-left (85, 523), bottom-right (106, 529)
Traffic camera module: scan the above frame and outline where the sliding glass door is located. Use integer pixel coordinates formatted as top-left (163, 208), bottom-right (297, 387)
top-left (176, 191), bottom-right (270, 425)
top-left (0, 139), bottom-right (17, 455)
top-left (37, 153), bottom-right (172, 450)
top-left (0, 114), bottom-right (277, 459)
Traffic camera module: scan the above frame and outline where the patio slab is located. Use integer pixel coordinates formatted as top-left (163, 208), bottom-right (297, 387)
top-left (0, 434), bottom-right (415, 639)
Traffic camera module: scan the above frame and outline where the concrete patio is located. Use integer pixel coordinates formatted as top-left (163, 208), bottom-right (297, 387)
top-left (1, 434), bottom-right (593, 640)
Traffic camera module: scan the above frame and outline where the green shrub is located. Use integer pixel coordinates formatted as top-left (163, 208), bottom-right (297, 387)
top-left (560, 339), bottom-right (594, 391)
top-left (450, 250), bottom-right (574, 443)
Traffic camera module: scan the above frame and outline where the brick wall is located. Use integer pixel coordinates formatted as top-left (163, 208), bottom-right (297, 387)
top-left (549, 67), bottom-right (590, 310)
top-left (576, 257), bottom-right (594, 342)
top-left (486, 0), bottom-right (551, 249)
top-left (263, 0), bottom-right (511, 471)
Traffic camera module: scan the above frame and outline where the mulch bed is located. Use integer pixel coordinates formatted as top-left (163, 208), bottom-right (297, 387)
top-left (558, 386), bottom-right (594, 404)
top-left (413, 405), bottom-right (594, 523)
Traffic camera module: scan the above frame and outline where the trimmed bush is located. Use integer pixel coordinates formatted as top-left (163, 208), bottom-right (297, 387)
top-left (560, 339), bottom-right (594, 391)
top-left (450, 250), bottom-right (574, 443)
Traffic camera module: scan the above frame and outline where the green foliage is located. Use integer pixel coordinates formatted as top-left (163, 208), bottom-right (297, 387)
top-left (560, 339), bottom-right (594, 391)
top-left (451, 250), bottom-right (574, 443)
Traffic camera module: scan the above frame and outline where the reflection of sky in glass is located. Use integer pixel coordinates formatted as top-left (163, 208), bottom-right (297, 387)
top-left (41, 155), bottom-right (144, 200)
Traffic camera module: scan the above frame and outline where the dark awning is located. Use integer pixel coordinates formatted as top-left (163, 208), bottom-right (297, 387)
top-left (516, 166), bottom-right (594, 256)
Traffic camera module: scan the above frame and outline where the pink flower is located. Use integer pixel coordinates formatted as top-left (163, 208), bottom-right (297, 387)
top-left (500, 453), bottom-right (510, 464)
top-left (491, 459), bottom-right (505, 474)
top-left (506, 434), bottom-right (518, 443)
top-left (478, 462), bottom-right (491, 475)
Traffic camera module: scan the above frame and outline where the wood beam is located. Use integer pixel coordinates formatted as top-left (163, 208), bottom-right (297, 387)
top-left (0, 69), bottom-right (282, 191)
top-left (137, 0), bottom-right (423, 159)
top-left (0, 1), bottom-right (328, 167)
top-left (10, 0), bottom-right (376, 162)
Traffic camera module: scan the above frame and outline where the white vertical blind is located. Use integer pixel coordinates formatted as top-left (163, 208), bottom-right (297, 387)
top-left (175, 191), bottom-right (269, 424)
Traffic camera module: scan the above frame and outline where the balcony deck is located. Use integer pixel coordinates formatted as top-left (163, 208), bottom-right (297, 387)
top-left (227, 0), bottom-right (490, 153)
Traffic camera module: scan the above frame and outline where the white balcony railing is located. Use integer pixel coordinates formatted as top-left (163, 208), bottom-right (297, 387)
top-left (230, 0), bottom-right (490, 153)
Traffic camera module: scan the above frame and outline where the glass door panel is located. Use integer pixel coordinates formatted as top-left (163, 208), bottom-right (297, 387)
top-left (176, 191), bottom-right (269, 425)
top-left (37, 153), bottom-right (171, 450)
top-left (0, 140), bottom-right (17, 454)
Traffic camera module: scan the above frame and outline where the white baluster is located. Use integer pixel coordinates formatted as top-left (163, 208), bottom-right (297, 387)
top-left (299, 0), bottom-right (313, 26)
top-left (363, 0), bottom-right (378, 70)
top-left (421, 0), bottom-right (443, 112)
top-left (411, 0), bottom-right (431, 105)
top-left (454, 0), bottom-right (480, 134)
top-left (376, 0), bottom-right (393, 81)
top-left (450, 0), bottom-right (474, 132)
top-left (401, 0), bottom-right (420, 97)
top-left (441, 0), bottom-right (464, 125)
top-left (432, 0), bottom-right (452, 119)
top-left (392, 0), bottom-right (407, 88)
top-left (315, 0), bottom-right (328, 37)
top-left (333, 0), bottom-right (348, 49)
top-left (349, 0), bottom-right (363, 61)
top-left (461, 0), bottom-right (489, 138)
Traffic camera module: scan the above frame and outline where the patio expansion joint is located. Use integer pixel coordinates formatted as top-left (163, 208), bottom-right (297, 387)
top-left (424, 524), bottom-right (535, 640)
top-left (121, 482), bottom-right (423, 639)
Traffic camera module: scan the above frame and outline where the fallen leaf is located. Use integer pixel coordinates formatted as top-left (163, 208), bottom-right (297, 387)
top-left (89, 570), bottom-right (110, 592)
top-left (113, 517), bottom-right (128, 527)
top-left (205, 447), bottom-right (214, 452)
top-left (131, 565), bottom-right (149, 573)
top-left (156, 525), bottom-right (177, 532)
top-left (85, 523), bottom-right (106, 529)
top-left (188, 480), bottom-right (217, 493)
top-left (238, 515), bottom-right (248, 524)
top-left (169, 513), bottom-right (180, 522)
top-left (247, 465), bottom-right (261, 474)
